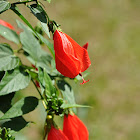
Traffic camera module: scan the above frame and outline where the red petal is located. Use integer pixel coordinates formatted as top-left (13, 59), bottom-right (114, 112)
top-left (63, 114), bottom-right (79, 140)
top-left (48, 126), bottom-right (68, 140)
top-left (73, 114), bottom-right (89, 140)
top-left (0, 19), bottom-right (14, 30)
top-left (55, 54), bottom-right (80, 78)
top-left (54, 30), bottom-right (81, 78)
top-left (82, 43), bottom-right (88, 50)
top-left (53, 30), bottom-right (91, 78)
top-left (63, 114), bottom-right (89, 140)
top-left (65, 33), bottom-right (91, 73)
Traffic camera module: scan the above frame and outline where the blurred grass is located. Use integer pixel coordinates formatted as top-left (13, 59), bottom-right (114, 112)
top-left (0, 0), bottom-right (140, 139)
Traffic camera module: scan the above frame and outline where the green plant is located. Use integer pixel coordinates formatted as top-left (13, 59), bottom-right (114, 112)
top-left (0, 0), bottom-right (91, 139)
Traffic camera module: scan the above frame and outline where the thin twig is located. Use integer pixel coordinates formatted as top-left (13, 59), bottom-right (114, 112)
top-left (31, 78), bottom-right (47, 109)
top-left (11, 0), bottom-right (37, 5)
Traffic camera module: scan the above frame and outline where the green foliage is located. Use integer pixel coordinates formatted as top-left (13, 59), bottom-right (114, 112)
top-left (0, 44), bottom-right (19, 71)
top-left (17, 20), bottom-right (42, 62)
top-left (37, 33), bottom-right (55, 58)
top-left (17, 21), bottom-right (54, 74)
top-left (57, 80), bottom-right (77, 113)
top-left (0, 68), bottom-right (31, 96)
top-left (57, 80), bottom-right (76, 105)
top-left (43, 0), bottom-right (51, 3)
top-left (10, 6), bottom-right (39, 38)
top-left (38, 68), bottom-right (55, 97)
top-left (0, 1), bottom-right (11, 14)
top-left (0, 96), bottom-right (38, 120)
top-left (61, 103), bottom-right (90, 109)
top-left (0, 94), bottom-right (29, 132)
top-left (0, 25), bottom-right (19, 44)
top-left (0, 0), bottom-right (90, 139)
top-left (28, 4), bottom-right (50, 38)
top-left (0, 93), bottom-right (15, 114)
top-left (0, 127), bottom-right (15, 140)
top-left (47, 0), bottom-right (51, 3)
top-left (2, 117), bottom-right (28, 132)
top-left (46, 94), bottom-right (64, 116)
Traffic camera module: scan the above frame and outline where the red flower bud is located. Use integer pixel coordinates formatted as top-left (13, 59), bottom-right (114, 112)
top-left (31, 64), bottom-right (40, 88)
top-left (0, 19), bottom-right (14, 30)
top-left (35, 81), bottom-right (40, 88)
top-left (53, 30), bottom-right (91, 84)
top-left (47, 126), bottom-right (68, 140)
top-left (32, 64), bottom-right (38, 71)
top-left (63, 113), bottom-right (89, 140)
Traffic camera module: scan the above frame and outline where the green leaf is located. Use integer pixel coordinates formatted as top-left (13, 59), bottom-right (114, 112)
top-left (0, 25), bottom-right (19, 44)
top-left (17, 21), bottom-right (57, 75)
top-left (47, 0), bottom-right (51, 3)
top-left (50, 59), bottom-right (61, 76)
top-left (57, 80), bottom-right (76, 113)
top-left (37, 33), bottom-right (55, 58)
top-left (0, 93), bottom-right (15, 114)
top-left (0, 1), bottom-right (11, 14)
top-left (61, 103), bottom-right (90, 109)
top-left (18, 21), bottom-right (41, 62)
top-left (0, 71), bottom-right (5, 81)
top-left (44, 69), bottom-right (55, 96)
top-left (11, 6), bottom-right (39, 38)
top-left (0, 44), bottom-right (20, 71)
top-left (0, 127), bottom-right (15, 140)
top-left (0, 68), bottom-right (31, 96)
top-left (28, 4), bottom-right (50, 38)
top-left (38, 68), bottom-right (55, 96)
top-left (26, 51), bottom-right (53, 74)
top-left (0, 96), bottom-right (39, 120)
top-left (17, 20), bottom-right (52, 72)
top-left (36, 51), bottom-right (52, 73)
top-left (2, 116), bottom-right (28, 132)
top-left (38, 68), bottom-right (45, 94)
top-left (26, 51), bottom-right (59, 76)
top-left (57, 80), bottom-right (76, 105)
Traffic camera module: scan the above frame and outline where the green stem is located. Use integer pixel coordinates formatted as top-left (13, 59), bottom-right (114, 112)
top-left (11, 0), bottom-right (37, 5)
top-left (31, 78), bottom-right (47, 109)
top-left (13, 48), bottom-right (23, 53)
top-left (10, 5), bottom-right (40, 39)
top-left (32, 78), bottom-right (42, 98)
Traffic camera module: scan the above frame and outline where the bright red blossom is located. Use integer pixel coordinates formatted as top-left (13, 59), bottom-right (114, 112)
top-left (0, 19), bottom-right (14, 30)
top-left (63, 113), bottom-right (89, 140)
top-left (47, 126), bottom-right (68, 140)
top-left (53, 30), bottom-right (91, 84)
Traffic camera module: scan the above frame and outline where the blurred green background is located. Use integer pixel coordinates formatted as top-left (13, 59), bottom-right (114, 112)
top-left (0, 0), bottom-right (140, 139)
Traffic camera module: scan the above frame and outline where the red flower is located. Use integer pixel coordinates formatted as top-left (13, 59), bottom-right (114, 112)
top-left (0, 19), bottom-right (14, 30)
top-left (53, 30), bottom-right (91, 84)
top-left (47, 126), bottom-right (68, 140)
top-left (63, 113), bottom-right (89, 140)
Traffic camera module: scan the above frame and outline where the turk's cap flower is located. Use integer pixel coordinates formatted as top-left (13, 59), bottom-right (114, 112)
top-left (63, 113), bottom-right (89, 140)
top-left (0, 19), bottom-right (15, 30)
top-left (47, 125), bottom-right (68, 140)
top-left (53, 30), bottom-right (91, 84)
